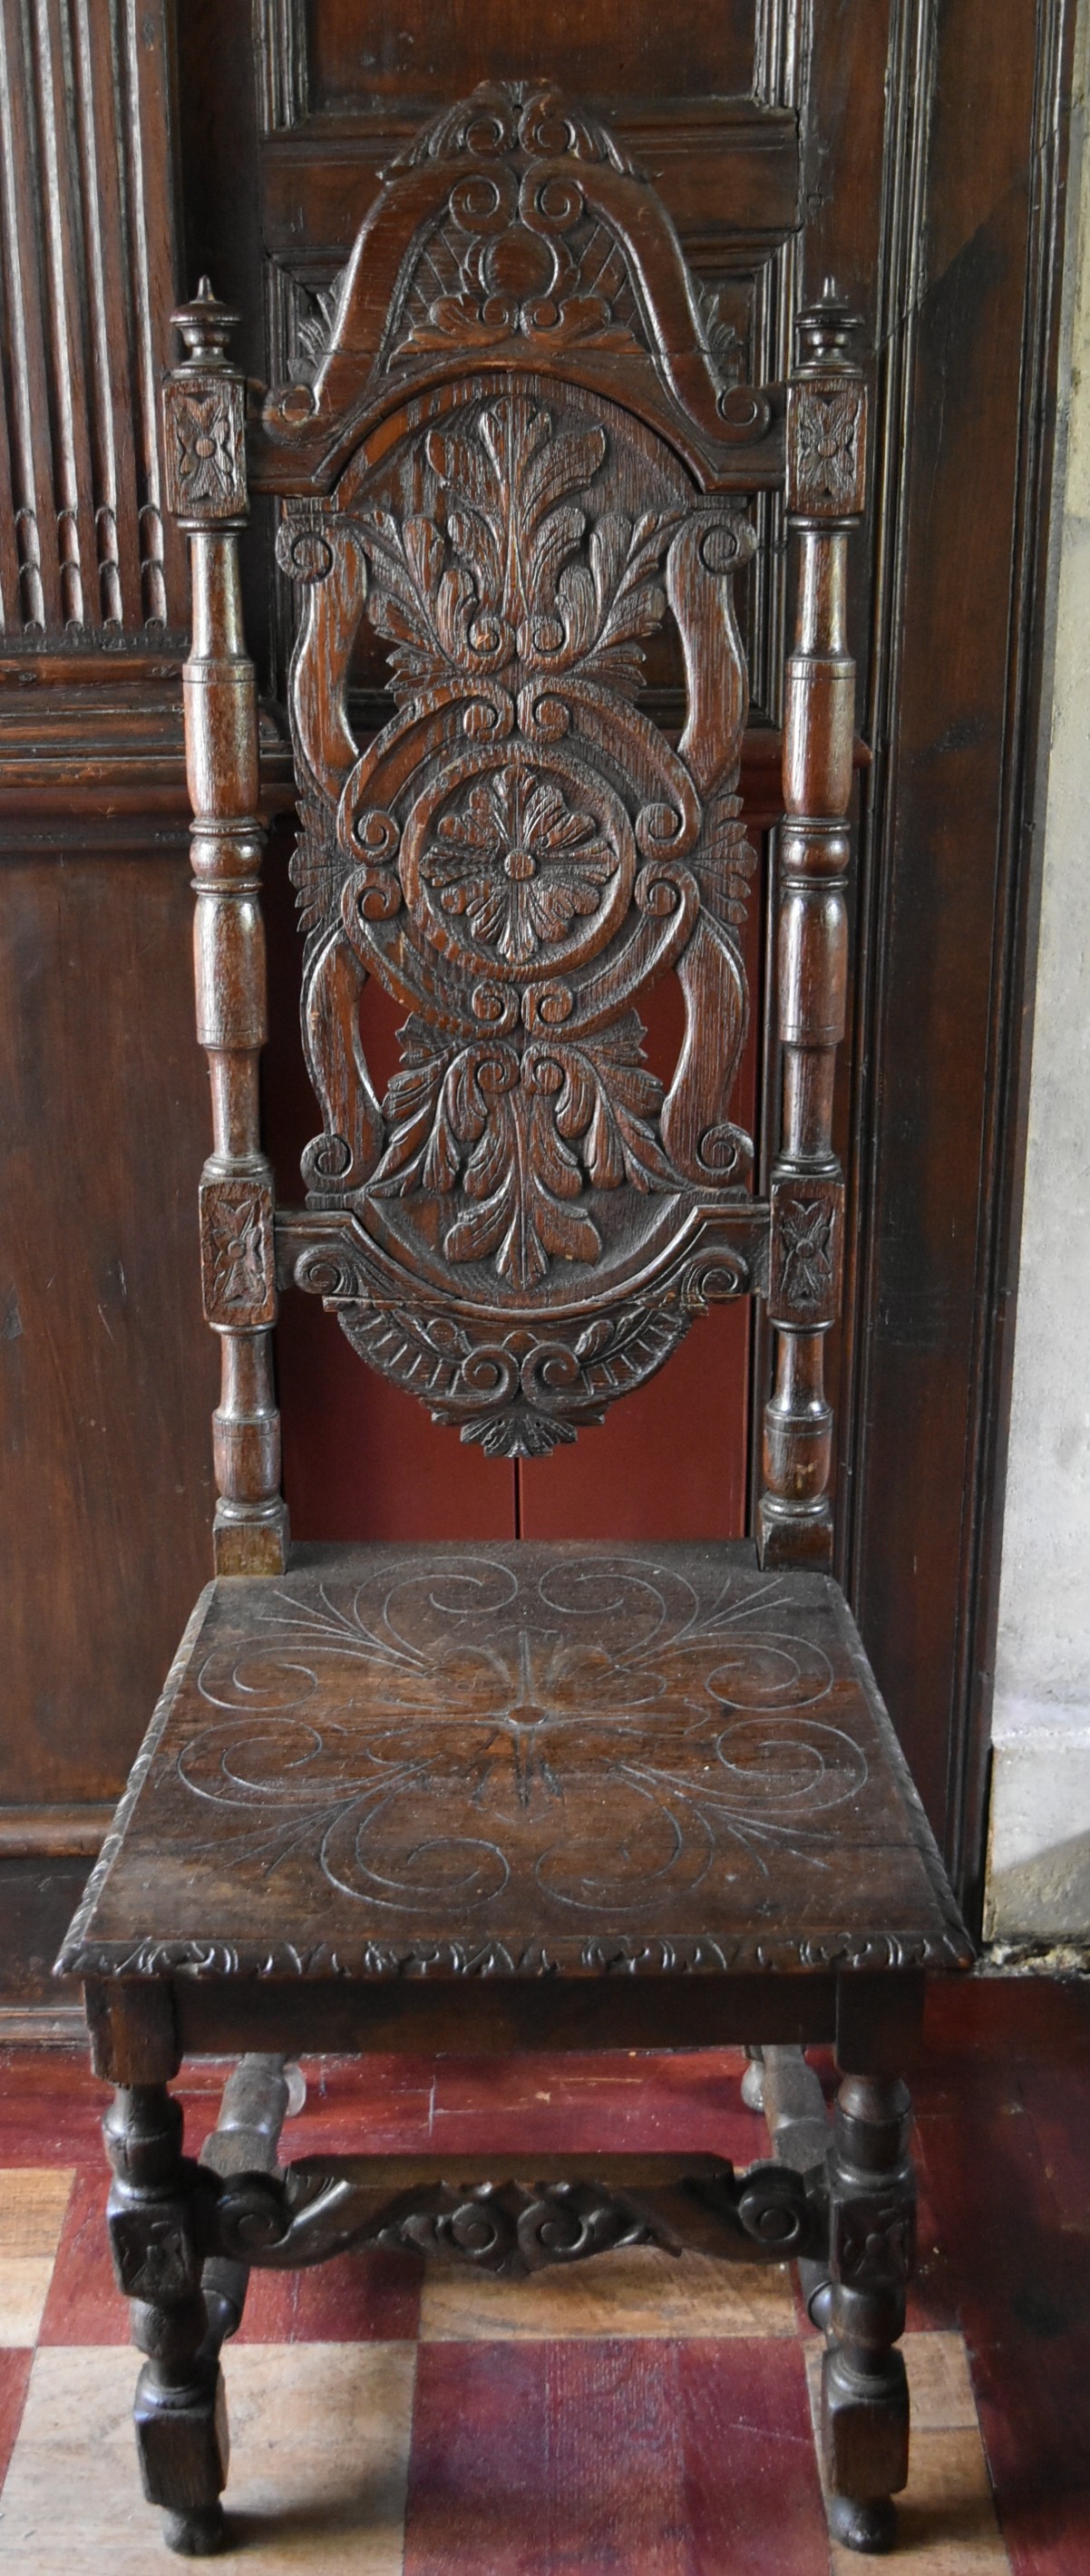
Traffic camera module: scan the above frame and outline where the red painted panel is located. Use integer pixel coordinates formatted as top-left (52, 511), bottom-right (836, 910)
top-left (518, 1303), bottom-right (751, 1542)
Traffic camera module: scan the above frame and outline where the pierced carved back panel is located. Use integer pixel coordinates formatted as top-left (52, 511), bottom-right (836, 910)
top-left (268, 85), bottom-right (780, 1457)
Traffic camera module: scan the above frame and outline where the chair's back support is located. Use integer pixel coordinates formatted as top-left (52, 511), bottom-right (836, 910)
top-left (163, 83), bottom-right (866, 1580)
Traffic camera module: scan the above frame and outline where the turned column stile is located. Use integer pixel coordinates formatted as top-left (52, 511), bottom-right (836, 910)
top-left (163, 282), bottom-right (287, 1576)
top-left (758, 294), bottom-right (867, 1570)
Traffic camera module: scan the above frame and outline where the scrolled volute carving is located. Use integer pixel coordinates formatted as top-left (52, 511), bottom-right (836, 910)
top-left (205, 2153), bottom-right (828, 2278)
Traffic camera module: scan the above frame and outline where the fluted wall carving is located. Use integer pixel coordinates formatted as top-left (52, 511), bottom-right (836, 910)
top-left (0, 0), bottom-right (182, 639)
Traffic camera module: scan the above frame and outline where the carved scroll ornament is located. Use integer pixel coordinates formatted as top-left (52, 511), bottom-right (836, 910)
top-left (208, 2152), bottom-right (824, 2280)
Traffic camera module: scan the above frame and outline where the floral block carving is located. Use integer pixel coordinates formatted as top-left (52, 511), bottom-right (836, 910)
top-left (200, 1178), bottom-right (276, 1328)
top-left (163, 373), bottom-right (247, 522)
top-left (768, 1173), bottom-right (842, 1328)
top-left (786, 379), bottom-right (866, 518)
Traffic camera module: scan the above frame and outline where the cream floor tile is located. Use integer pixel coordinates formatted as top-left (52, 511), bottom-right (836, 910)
top-left (805, 2335), bottom-right (1009, 2571)
top-left (0, 2342), bottom-right (416, 2573)
top-left (420, 2245), bottom-right (796, 2340)
top-left (0, 2170), bottom-right (73, 2258)
top-left (0, 2169), bottom-right (73, 2347)
top-left (0, 2260), bottom-right (58, 2348)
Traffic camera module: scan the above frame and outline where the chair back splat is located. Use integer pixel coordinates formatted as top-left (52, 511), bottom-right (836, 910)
top-left (162, 82), bottom-right (865, 1569)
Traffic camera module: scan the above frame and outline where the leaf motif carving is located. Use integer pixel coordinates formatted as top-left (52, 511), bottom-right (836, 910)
top-left (371, 1012), bottom-right (671, 1291)
top-left (355, 398), bottom-right (680, 706)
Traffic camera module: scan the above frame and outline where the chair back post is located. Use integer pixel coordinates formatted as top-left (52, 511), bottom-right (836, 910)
top-left (758, 292), bottom-right (867, 1570)
top-left (163, 281), bottom-right (288, 1576)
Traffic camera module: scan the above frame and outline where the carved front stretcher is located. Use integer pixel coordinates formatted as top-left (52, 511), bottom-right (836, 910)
top-left (166, 76), bottom-right (863, 1551)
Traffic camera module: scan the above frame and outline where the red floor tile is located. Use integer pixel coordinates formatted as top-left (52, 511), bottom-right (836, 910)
top-left (0, 2349), bottom-right (32, 2490)
top-left (237, 2246), bottom-right (421, 2343)
top-left (0, 2047), bottom-right (105, 2163)
top-left (404, 2338), bottom-right (826, 2576)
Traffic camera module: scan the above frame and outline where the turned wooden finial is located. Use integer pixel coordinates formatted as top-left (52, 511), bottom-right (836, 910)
top-left (170, 277), bottom-right (240, 369)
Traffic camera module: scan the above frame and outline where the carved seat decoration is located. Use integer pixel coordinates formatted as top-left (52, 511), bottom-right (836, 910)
top-left (60, 75), bottom-right (971, 2571)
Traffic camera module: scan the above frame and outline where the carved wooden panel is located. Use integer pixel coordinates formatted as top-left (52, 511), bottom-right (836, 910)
top-left (0, 0), bottom-right (184, 637)
top-left (256, 88), bottom-right (781, 1457)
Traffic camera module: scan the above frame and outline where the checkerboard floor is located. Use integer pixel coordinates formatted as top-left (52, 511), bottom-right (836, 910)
top-left (0, 1978), bottom-right (1087, 2571)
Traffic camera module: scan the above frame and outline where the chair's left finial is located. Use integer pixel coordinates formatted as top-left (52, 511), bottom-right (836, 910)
top-left (163, 279), bottom-right (248, 526)
top-left (170, 277), bottom-right (241, 372)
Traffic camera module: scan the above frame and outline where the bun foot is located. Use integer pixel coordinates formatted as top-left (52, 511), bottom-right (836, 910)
top-left (163, 2504), bottom-right (229, 2556)
top-left (828, 2494), bottom-right (897, 2553)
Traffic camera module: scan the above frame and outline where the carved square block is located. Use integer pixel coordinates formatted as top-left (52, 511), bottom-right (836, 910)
top-left (200, 1178), bottom-right (276, 1328)
top-left (134, 2363), bottom-right (229, 2510)
top-left (767, 1173), bottom-right (842, 1327)
top-left (108, 2192), bottom-right (202, 2301)
top-left (820, 2344), bottom-right (910, 2501)
top-left (829, 2188), bottom-right (917, 2291)
top-left (163, 373), bottom-right (247, 520)
top-left (787, 378), bottom-right (866, 519)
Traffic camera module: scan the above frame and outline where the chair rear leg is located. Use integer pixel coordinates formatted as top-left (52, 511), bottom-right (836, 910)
top-left (741, 2044), bottom-right (766, 2111)
top-left (761, 2044), bottom-right (835, 2325)
top-left (821, 2072), bottom-right (915, 2553)
top-left (103, 2084), bottom-right (228, 2556)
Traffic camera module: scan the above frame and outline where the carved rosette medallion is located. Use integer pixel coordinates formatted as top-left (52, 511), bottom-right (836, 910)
top-left (274, 92), bottom-right (764, 1453)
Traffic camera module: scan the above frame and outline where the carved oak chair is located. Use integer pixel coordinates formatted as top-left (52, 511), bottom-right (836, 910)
top-left (60, 83), bottom-right (971, 2561)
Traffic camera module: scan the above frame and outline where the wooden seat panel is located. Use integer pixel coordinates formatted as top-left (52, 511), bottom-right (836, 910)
top-left (62, 1543), bottom-right (968, 1980)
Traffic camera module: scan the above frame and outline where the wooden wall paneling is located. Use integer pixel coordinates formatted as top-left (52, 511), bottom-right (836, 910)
top-left (0, 841), bottom-right (217, 1809)
top-left (300, 0), bottom-right (759, 111)
top-left (0, 2), bottom-right (294, 2024)
top-left (0, 0), bottom-right (185, 641)
top-left (840, 0), bottom-right (1074, 1912)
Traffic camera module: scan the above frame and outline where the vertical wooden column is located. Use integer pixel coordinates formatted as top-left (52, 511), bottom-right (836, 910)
top-left (163, 284), bottom-right (288, 1576)
top-left (758, 296), bottom-right (867, 1570)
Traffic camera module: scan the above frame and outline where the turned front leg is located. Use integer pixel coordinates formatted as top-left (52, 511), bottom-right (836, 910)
top-left (821, 2073), bottom-right (915, 2554)
top-left (104, 2085), bottom-right (228, 2558)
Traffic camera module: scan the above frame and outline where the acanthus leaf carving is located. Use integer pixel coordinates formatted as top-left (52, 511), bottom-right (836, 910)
top-left (370, 1008), bottom-right (672, 1293)
top-left (355, 397), bottom-right (682, 711)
